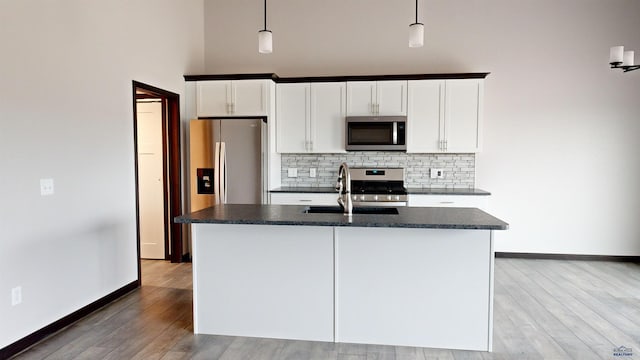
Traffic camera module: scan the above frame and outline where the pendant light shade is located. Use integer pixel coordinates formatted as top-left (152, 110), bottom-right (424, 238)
top-left (258, 0), bottom-right (272, 54)
top-left (259, 30), bottom-right (272, 54)
top-left (409, 0), bottom-right (424, 48)
top-left (409, 23), bottom-right (424, 48)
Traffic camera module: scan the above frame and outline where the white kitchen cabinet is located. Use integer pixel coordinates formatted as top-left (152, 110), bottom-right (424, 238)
top-left (406, 80), bottom-right (444, 153)
top-left (276, 83), bottom-right (308, 153)
top-left (276, 82), bottom-right (346, 153)
top-left (197, 80), bottom-right (269, 117)
top-left (407, 79), bottom-right (483, 153)
top-left (346, 81), bottom-right (407, 116)
top-left (335, 227), bottom-right (493, 350)
top-left (408, 194), bottom-right (488, 210)
top-left (311, 83), bottom-right (347, 153)
top-left (193, 224), bottom-right (334, 341)
top-left (270, 192), bottom-right (338, 206)
top-left (445, 79), bottom-right (483, 152)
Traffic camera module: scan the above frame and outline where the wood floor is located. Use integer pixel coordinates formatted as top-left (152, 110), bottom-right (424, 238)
top-left (11, 258), bottom-right (640, 360)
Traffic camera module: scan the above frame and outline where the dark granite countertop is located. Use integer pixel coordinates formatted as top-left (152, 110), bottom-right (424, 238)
top-left (270, 187), bottom-right (491, 196)
top-left (175, 204), bottom-right (508, 230)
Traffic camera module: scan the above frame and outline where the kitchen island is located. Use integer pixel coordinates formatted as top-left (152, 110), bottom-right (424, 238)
top-left (175, 204), bottom-right (508, 352)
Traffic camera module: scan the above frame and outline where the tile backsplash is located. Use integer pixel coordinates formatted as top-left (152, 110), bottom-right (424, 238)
top-left (280, 152), bottom-right (475, 188)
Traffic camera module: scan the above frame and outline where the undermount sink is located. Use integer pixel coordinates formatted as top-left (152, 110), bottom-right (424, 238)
top-left (303, 206), bottom-right (399, 215)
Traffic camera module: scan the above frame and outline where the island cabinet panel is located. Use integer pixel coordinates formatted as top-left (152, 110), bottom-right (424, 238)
top-left (192, 224), bottom-right (334, 342)
top-left (334, 227), bottom-right (493, 351)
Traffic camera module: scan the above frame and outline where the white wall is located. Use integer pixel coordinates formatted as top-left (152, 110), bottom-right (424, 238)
top-left (0, 0), bottom-right (204, 348)
top-left (203, 0), bottom-right (640, 255)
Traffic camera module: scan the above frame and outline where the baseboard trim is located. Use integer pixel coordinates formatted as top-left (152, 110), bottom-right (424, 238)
top-left (0, 280), bottom-right (139, 359)
top-left (496, 252), bottom-right (640, 263)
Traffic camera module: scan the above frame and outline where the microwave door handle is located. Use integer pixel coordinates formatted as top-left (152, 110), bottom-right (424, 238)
top-left (392, 122), bottom-right (398, 145)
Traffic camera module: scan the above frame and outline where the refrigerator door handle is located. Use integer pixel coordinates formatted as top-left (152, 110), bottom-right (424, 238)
top-left (220, 142), bottom-right (227, 204)
top-left (214, 142), bottom-right (221, 204)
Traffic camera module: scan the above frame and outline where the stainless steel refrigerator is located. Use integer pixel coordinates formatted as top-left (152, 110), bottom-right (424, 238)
top-left (189, 119), bottom-right (263, 211)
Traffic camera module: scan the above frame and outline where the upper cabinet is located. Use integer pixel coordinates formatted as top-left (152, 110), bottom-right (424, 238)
top-left (406, 80), bottom-right (444, 153)
top-left (276, 82), bottom-right (347, 153)
top-left (407, 79), bottom-right (483, 153)
top-left (197, 80), bottom-right (269, 117)
top-left (276, 83), bottom-right (308, 153)
top-left (445, 79), bottom-right (483, 153)
top-left (346, 81), bottom-right (407, 116)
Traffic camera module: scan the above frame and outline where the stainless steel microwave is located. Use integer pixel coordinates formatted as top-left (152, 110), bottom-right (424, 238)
top-left (345, 116), bottom-right (407, 151)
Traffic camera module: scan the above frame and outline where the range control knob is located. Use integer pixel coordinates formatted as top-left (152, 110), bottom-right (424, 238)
top-left (395, 195), bottom-right (401, 200)
top-left (374, 195), bottom-right (378, 201)
top-left (387, 195), bottom-right (392, 200)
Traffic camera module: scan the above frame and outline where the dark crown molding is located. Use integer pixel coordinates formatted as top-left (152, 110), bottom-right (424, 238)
top-left (184, 72), bottom-right (490, 83)
top-left (184, 73), bottom-right (279, 82)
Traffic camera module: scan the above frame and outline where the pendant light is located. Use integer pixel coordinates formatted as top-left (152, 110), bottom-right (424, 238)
top-left (258, 0), bottom-right (272, 54)
top-left (409, 0), bottom-right (424, 48)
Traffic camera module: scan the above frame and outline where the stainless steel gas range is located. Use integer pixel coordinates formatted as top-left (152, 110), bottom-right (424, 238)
top-left (349, 168), bottom-right (408, 207)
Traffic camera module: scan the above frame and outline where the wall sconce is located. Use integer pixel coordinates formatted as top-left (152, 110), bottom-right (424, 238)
top-left (610, 46), bottom-right (639, 72)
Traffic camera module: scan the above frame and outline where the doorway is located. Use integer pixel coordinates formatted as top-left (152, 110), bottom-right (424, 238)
top-left (132, 81), bottom-right (183, 282)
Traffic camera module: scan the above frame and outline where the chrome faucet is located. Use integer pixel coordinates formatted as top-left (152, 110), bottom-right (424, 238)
top-left (335, 162), bottom-right (353, 215)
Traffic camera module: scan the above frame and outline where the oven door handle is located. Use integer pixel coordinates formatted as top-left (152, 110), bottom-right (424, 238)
top-left (392, 122), bottom-right (398, 145)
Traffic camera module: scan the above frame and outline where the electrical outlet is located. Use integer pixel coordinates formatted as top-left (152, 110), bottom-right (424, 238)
top-left (287, 168), bottom-right (298, 178)
top-left (309, 168), bottom-right (317, 178)
top-left (430, 168), bottom-right (444, 179)
top-left (40, 178), bottom-right (54, 196)
top-left (11, 286), bottom-right (22, 306)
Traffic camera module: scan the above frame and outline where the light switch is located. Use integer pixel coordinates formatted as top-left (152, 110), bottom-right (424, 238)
top-left (430, 169), bottom-right (444, 179)
top-left (11, 286), bottom-right (22, 306)
top-left (40, 178), bottom-right (54, 196)
top-left (287, 168), bottom-right (298, 178)
top-left (309, 168), bottom-right (317, 178)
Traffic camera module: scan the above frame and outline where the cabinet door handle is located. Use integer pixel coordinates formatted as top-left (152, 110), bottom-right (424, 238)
top-left (376, 103), bottom-right (380, 114)
top-left (299, 199), bottom-right (313, 202)
top-left (444, 140), bottom-right (448, 151)
top-left (439, 201), bottom-right (455, 204)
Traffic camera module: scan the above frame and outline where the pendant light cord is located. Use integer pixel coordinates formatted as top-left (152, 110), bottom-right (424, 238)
top-left (264, 0), bottom-right (267, 31)
top-left (415, 0), bottom-right (419, 23)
